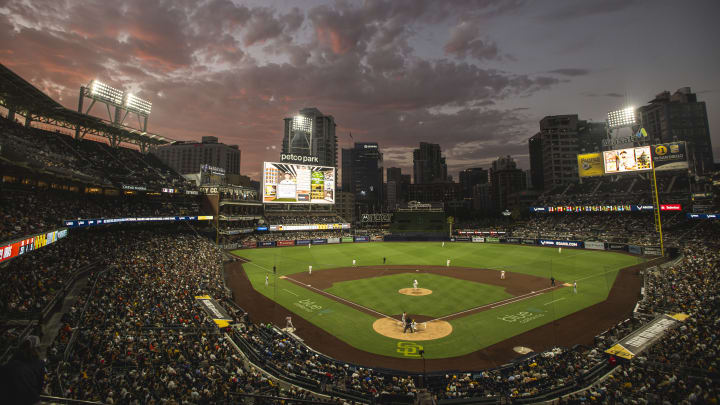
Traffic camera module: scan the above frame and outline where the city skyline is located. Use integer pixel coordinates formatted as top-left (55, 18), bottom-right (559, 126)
top-left (1, 0), bottom-right (719, 180)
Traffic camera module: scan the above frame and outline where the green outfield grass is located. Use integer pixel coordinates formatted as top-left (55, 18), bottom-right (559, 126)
top-left (232, 242), bottom-right (642, 359)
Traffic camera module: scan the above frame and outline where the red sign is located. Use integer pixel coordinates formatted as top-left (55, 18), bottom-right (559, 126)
top-left (277, 240), bottom-right (295, 247)
top-left (0, 236), bottom-right (35, 263)
top-left (242, 241), bottom-right (257, 249)
top-left (660, 204), bottom-right (682, 211)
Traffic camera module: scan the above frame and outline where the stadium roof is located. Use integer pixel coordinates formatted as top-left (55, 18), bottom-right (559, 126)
top-left (0, 63), bottom-right (175, 148)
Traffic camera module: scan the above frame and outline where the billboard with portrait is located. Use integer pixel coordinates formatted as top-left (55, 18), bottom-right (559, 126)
top-left (262, 162), bottom-right (335, 204)
top-left (603, 146), bottom-right (652, 173)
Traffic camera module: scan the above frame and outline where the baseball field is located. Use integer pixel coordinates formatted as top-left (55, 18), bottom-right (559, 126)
top-left (228, 242), bottom-right (644, 368)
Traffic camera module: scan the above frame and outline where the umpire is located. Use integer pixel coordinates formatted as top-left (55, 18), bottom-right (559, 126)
top-left (403, 317), bottom-right (414, 333)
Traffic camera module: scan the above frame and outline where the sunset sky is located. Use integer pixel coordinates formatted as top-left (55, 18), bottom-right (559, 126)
top-left (1, 0), bottom-right (719, 180)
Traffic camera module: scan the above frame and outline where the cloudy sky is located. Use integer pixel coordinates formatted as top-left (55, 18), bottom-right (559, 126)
top-left (1, 0), bottom-right (719, 180)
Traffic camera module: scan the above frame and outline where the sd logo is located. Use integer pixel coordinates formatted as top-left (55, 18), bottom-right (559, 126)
top-left (655, 145), bottom-right (668, 156)
top-left (397, 341), bottom-right (424, 357)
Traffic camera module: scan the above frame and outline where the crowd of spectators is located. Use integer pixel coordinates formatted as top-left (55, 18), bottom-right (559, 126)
top-left (1, 117), bottom-right (190, 190)
top-left (0, 186), bottom-right (199, 241)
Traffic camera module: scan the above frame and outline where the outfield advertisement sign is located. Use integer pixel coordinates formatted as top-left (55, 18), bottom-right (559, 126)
top-left (295, 239), bottom-right (311, 245)
top-left (502, 237), bottom-right (521, 244)
top-left (1, 228), bottom-right (68, 264)
top-left (354, 236), bottom-right (370, 242)
top-left (312, 239), bottom-right (327, 245)
top-left (584, 241), bottom-right (605, 250)
top-left (471, 236), bottom-right (485, 243)
top-left (64, 215), bottom-right (214, 228)
top-left (276, 240), bottom-right (295, 247)
top-left (605, 314), bottom-right (685, 360)
top-left (539, 240), bottom-right (583, 248)
top-left (485, 237), bottom-right (500, 243)
top-left (242, 241), bottom-right (257, 248)
top-left (453, 237), bottom-right (471, 242)
top-left (607, 243), bottom-right (628, 251)
top-left (628, 245), bottom-right (643, 255)
top-left (652, 142), bottom-right (688, 171)
top-left (327, 237), bottom-right (341, 244)
top-left (522, 239), bottom-right (536, 245)
top-left (643, 246), bottom-right (662, 256)
top-left (258, 241), bottom-right (275, 247)
top-left (687, 213), bottom-right (719, 219)
top-left (341, 237), bottom-right (355, 243)
top-left (371, 235), bottom-right (384, 241)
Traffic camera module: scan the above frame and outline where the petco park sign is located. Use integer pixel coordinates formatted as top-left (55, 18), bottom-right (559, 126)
top-left (280, 153), bottom-right (319, 164)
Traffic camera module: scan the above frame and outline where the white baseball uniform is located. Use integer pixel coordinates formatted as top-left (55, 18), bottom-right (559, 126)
top-left (265, 275), bottom-right (269, 287)
top-left (446, 259), bottom-right (450, 267)
top-left (309, 265), bottom-right (312, 275)
top-left (353, 259), bottom-right (356, 267)
top-left (413, 279), bottom-right (418, 289)
top-left (500, 270), bottom-right (505, 279)
top-left (442, 241), bottom-right (445, 247)
top-left (573, 281), bottom-right (577, 294)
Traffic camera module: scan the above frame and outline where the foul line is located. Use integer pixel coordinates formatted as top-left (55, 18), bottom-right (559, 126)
top-left (430, 285), bottom-right (559, 322)
top-left (544, 297), bottom-right (566, 306)
top-left (283, 289), bottom-right (298, 297)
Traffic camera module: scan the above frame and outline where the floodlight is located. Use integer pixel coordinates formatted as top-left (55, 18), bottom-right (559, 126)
top-left (292, 115), bottom-right (312, 133)
top-left (89, 79), bottom-right (124, 106)
top-left (607, 107), bottom-right (636, 129)
top-left (125, 93), bottom-right (153, 115)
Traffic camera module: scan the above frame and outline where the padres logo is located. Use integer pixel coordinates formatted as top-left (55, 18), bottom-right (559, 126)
top-left (655, 145), bottom-right (668, 156)
top-left (397, 341), bottom-right (423, 357)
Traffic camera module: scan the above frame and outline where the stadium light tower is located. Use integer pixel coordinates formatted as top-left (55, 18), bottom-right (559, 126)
top-left (288, 114), bottom-right (313, 156)
top-left (606, 106), bottom-right (636, 129)
top-left (76, 79), bottom-right (153, 145)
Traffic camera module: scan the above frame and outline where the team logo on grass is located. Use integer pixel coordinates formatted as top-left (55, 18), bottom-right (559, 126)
top-left (497, 311), bottom-right (546, 324)
top-left (397, 342), bottom-right (424, 357)
top-left (293, 299), bottom-right (322, 313)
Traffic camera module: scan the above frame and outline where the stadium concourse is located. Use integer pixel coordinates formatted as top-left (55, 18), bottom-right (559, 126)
top-left (0, 114), bottom-right (719, 404)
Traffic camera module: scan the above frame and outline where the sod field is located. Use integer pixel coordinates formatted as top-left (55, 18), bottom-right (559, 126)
top-left (232, 242), bottom-right (642, 359)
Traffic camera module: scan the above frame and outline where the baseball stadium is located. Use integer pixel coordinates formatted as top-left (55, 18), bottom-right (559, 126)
top-left (1, 3), bottom-right (720, 404)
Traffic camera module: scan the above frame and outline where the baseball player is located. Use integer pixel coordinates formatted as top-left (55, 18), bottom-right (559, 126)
top-left (401, 311), bottom-right (406, 325)
top-left (308, 265), bottom-right (312, 275)
top-left (403, 317), bottom-right (413, 333)
top-left (286, 316), bottom-right (294, 329)
top-left (265, 274), bottom-right (269, 287)
top-left (411, 320), bottom-right (417, 333)
top-left (550, 276), bottom-right (555, 287)
top-left (500, 270), bottom-right (505, 280)
top-left (383, 257), bottom-right (386, 264)
top-left (442, 241), bottom-right (445, 248)
top-left (446, 258), bottom-right (450, 267)
top-left (413, 279), bottom-right (418, 289)
top-left (309, 243), bottom-right (311, 249)
top-left (558, 247), bottom-right (562, 254)
top-left (352, 259), bottom-right (356, 267)
top-left (573, 281), bottom-right (577, 294)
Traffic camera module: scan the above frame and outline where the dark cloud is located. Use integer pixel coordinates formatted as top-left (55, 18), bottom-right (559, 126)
top-left (444, 22), bottom-right (500, 60)
top-left (547, 68), bottom-right (591, 76)
top-left (539, 0), bottom-right (639, 21)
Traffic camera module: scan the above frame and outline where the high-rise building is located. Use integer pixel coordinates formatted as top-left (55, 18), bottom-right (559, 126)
top-left (282, 107), bottom-right (338, 168)
top-left (637, 87), bottom-right (714, 173)
top-left (150, 136), bottom-right (240, 175)
top-left (413, 142), bottom-right (447, 184)
top-left (529, 115), bottom-right (605, 191)
top-left (341, 142), bottom-right (383, 213)
top-left (386, 167), bottom-right (403, 208)
top-left (459, 168), bottom-right (488, 199)
top-left (490, 155), bottom-right (526, 212)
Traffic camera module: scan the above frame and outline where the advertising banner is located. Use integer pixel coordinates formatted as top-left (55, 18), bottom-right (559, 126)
top-left (354, 236), bottom-right (370, 242)
top-left (584, 241), bottom-right (605, 250)
top-left (660, 204), bottom-right (682, 211)
top-left (687, 213), bottom-right (719, 219)
top-left (64, 216), bottom-right (213, 228)
top-left (258, 241), bottom-right (276, 247)
top-left (539, 240), bottom-right (583, 248)
top-left (295, 239), bottom-right (311, 245)
top-left (471, 236), bottom-right (485, 243)
top-left (341, 237), bottom-right (355, 243)
top-left (277, 240), bottom-right (295, 247)
top-left (603, 146), bottom-right (652, 173)
top-left (605, 314), bottom-right (685, 360)
top-left (1, 228), bottom-right (68, 264)
top-left (455, 237), bottom-right (471, 242)
top-left (504, 237), bottom-right (521, 244)
top-left (643, 246), bottom-right (662, 256)
top-left (224, 228), bottom-right (254, 235)
top-left (522, 239), bottom-right (536, 245)
top-left (607, 243), bottom-right (628, 251)
top-left (256, 226), bottom-right (268, 231)
top-left (269, 223), bottom-right (350, 231)
top-left (371, 235), bottom-right (384, 241)
top-left (242, 241), bottom-right (257, 248)
top-left (262, 162), bottom-right (335, 204)
top-left (652, 142), bottom-right (688, 171)
top-left (311, 238), bottom-right (327, 245)
top-left (486, 237), bottom-right (500, 243)
top-left (529, 205), bottom-right (678, 213)
top-left (195, 295), bottom-right (234, 328)
top-left (327, 237), bottom-right (341, 244)
top-left (628, 245), bottom-right (643, 255)
top-left (577, 153), bottom-right (604, 177)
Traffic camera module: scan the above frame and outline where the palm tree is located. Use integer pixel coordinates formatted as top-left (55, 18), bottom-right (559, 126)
top-left (446, 216), bottom-right (454, 238)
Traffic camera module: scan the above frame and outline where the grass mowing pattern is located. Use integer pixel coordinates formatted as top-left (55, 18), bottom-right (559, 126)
top-left (233, 242), bottom-right (642, 359)
top-left (325, 273), bottom-right (512, 318)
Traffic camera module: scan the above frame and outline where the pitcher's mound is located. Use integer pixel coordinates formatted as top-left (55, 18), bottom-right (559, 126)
top-left (373, 318), bottom-right (452, 341)
top-left (398, 288), bottom-right (432, 296)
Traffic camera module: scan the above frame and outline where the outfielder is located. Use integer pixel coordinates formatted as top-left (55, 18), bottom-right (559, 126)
top-left (352, 259), bottom-right (356, 267)
top-left (446, 258), bottom-right (450, 267)
top-left (558, 247), bottom-right (562, 254)
top-left (265, 274), bottom-right (269, 287)
top-left (500, 270), bottom-right (505, 280)
top-left (308, 265), bottom-right (312, 275)
top-left (413, 279), bottom-right (418, 289)
top-left (573, 281), bottom-right (577, 294)
top-left (442, 241), bottom-right (445, 247)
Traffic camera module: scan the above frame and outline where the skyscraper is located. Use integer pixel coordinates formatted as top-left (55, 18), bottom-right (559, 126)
top-left (150, 136), bottom-right (240, 175)
top-left (458, 168), bottom-right (488, 199)
top-left (413, 142), bottom-right (447, 184)
top-left (490, 155), bottom-right (525, 212)
top-left (341, 142), bottom-right (384, 213)
top-left (282, 107), bottom-right (338, 168)
top-left (637, 87), bottom-right (714, 173)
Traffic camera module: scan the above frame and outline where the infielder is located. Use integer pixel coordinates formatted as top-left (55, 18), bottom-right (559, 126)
top-left (413, 279), bottom-right (418, 289)
top-left (308, 265), bottom-right (312, 275)
top-left (401, 311), bottom-right (406, 325)
top-left (446, 258), bottom-right (450, 267)
top-left (352, 259), bottom-right (356, 267)
top-left (573, 281), bottom-right (577, 294)
top-left (500, 270), bottom-right (505, 280)
top-left (265, 274), bottom-right (269, 287)
top-left (550, 276), bottom-right (556, 287)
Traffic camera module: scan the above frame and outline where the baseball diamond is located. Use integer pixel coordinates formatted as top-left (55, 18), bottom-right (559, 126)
top-left (228, 241), bottom-right (647, 371)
